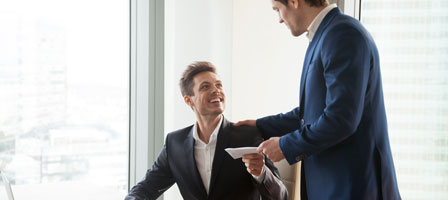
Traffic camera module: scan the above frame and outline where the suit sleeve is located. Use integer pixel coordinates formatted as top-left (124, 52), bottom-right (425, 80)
top-left (245, 129), bottom-right (288, 200)
top-left (256, 158), bottom-right (289, 200)
top-left (280, 25), bottom-right (372, 164)
top-left (125, 141), bottom-right (175, 200)
top-left (256, 106), bottom-right (301, 139)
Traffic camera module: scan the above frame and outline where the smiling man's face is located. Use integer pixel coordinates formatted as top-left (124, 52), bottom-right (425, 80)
top-left (186, 71), bottom-right (225, 117)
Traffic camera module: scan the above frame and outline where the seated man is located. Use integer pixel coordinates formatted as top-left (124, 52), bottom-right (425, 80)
top-left (125, 62), bottom-right (288, 200)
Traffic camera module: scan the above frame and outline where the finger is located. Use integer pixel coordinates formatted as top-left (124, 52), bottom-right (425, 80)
top-left (245, 164), bottom-right (262, 174)
top-left (234, 120), bottom-right (256, 127)
top-left (246, 166), bottom-right (258, 172)
top-left (247, 162), bottom-right (264, 170)
top-left (257, 142), bottom-right (266, 153)
top-left (246, 167), bottom-right (252, 174)
top-left (234, 120), bottom-right (248, 126)
top-left (270, 154), bottom-right (282, 162)
top-left (246, 167), bottom-right (261, 176)
top-left (243, 158), bottom-right (263, 167)
top-left (242, 154), bottom-right (253, 159)
top-left (245, 158), bottom-right (264, 166)
top-left (243, 157), bottom-right (262, 164)
top-left (242, 153), bottom-right (262, 159)
top-left (265, 151), bottom-right (277, 161)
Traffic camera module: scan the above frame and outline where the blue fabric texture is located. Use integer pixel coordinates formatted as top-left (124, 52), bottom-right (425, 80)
top-left (256, 8), bottom-right (401, 200)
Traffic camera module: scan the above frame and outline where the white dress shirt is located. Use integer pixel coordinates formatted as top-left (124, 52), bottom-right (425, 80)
top-left (192, 116), bottom-right (223, 194)
top-left (192, 115), bottom-right (264, 194)
top-left (306, 3), bottom-right (338, 42)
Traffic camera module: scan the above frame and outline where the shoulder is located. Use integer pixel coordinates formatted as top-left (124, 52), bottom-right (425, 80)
top-left (324, 14), bottom-right (372, 45)
top-left (223, 122), bottom-right (264, 146)
top-left (229, 124), bottom-right (262, 137)
top-left (166, 125), bottom-right (194, 142)
top-left (319, 15), bottom-right (375, 59)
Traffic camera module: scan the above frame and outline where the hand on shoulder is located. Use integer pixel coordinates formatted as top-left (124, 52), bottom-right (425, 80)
top-left (234, 119), bottom-right (256, 127)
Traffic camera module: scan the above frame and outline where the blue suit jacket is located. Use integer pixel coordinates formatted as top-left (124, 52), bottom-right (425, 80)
top-left (126, 118), bottom-right (288, 200)
top-left (257, 8), bottom-right (401, 199)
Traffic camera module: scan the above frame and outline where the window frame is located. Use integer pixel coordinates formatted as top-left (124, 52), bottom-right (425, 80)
top-left (128, 0), bottom-right (165, 196)
top-left (331, 0), bottom-right (361, 19)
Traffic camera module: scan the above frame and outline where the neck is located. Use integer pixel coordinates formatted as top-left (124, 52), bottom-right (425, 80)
top-left (196, 114), bottom-right (222, 144)
top-left (302, 2), bottom-right (329, 28)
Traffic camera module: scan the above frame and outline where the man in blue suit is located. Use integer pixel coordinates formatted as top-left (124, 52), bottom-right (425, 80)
top-left (236, 0), bottom-right (401, 199)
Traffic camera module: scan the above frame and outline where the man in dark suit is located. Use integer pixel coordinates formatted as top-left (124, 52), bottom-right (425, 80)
top-left (236, 0), bottom-right (401, 199)
top-left (126, 62), bottom-right (288, 200)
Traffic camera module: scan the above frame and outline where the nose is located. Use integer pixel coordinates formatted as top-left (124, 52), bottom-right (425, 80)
top-left (211, 85), bottom-right (221, 94)
top-left (278, 13), bottom-right (284, 23)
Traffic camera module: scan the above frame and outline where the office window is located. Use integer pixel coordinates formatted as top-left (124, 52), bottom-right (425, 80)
top-left (0, 0), bottom-right (129, 199)
top-left (361, 0), bottom-right (448, 199)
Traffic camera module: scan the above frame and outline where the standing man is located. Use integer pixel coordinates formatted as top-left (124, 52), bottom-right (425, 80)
top-left (126, 62), bottom-right (288, 200)
top-left (236, 0), bottom-right (401, 199)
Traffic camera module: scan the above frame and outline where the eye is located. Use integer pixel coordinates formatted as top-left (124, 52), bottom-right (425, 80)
top-left (216, 83), bottom-right (223, 88)
top-left (200, 85), bottom-right (209, 89)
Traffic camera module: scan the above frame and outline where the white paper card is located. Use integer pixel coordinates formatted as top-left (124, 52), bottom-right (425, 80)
top-left (225, 147), bottom-right (258, 159)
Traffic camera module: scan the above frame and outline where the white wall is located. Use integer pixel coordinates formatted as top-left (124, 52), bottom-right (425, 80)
top-left (231, 0), bottom-right (308, 121)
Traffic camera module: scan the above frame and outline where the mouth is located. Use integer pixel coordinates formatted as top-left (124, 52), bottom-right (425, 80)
top-left (209, 97), bottom-right (223, 104)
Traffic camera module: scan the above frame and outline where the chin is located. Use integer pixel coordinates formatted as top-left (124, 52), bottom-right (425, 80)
top-left (215, 109), bottom-right (224, 115)
top-left (206, 104), bottom-right (225, 116)
top-left (213, 108), bottom-right (225, 115)
top-left (291, 29), bottom-right (305, 37)
top-left (291, 31), bottom-right (302, 37)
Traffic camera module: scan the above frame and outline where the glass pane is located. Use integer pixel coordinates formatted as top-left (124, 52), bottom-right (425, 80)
top-left (361, 0), bottom-right (448, 199)
top-left (0, 0), bottom-right (129, 199)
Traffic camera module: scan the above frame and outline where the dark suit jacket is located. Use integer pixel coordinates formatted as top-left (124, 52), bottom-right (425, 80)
top-left (256, 8), bottom-right (401, 200)
top-left (126, 117), bottom-right (288, 200)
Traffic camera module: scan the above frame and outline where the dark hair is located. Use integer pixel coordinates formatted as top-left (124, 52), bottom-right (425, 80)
top-left (179, 61), bottom-right (217, 96)
top-left (275, 0), bottom-right (326, 7)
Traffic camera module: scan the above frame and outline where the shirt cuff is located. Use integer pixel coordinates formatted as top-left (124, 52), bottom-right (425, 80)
top-left (252, 166), bottom-right (266, 184)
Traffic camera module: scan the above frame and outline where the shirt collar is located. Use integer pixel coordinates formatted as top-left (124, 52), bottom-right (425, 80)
top-left (192, 115), bottom-right (223, 145)
top-left (306, 3), bottom-right (337, 42)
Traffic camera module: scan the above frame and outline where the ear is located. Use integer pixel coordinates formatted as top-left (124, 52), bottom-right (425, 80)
top-left (289, 0), bottom-right (300, 9)
top-left (184, 96), bottom-right (194, 107)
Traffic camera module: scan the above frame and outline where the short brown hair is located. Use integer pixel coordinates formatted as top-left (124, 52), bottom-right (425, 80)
top-left (275, 0), bottom-right (326, 7)
top-left (179, 61), bottom-right (217, 96)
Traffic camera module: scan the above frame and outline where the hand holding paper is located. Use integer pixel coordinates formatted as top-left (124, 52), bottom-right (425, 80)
top-left (257, 137), bottom-right (284, 162)
top-left (225, 147), bottom-right (265, 177)
top-left (224, 147), bottom-right (258, 159)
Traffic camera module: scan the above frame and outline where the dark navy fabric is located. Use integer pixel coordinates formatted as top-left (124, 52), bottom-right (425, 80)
top-left (256, 8), bottom-right (401, 200)
top-left (126, 118), bottom-right (288, 200)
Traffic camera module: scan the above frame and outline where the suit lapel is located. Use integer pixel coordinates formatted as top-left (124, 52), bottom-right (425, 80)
top-left (299, 8), bottom-right (341, 109)
top-left (207, 118), bottom-right (231, 195)
top-left (299, 42), bottom-right (316, 103)
top-left (184, 127), bottom-right (208, 197)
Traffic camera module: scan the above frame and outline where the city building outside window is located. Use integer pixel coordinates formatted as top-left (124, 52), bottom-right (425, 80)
top-left (0, 0), bottom-right (129, 199)
top-left (361, 0), bottom-right (448, 199)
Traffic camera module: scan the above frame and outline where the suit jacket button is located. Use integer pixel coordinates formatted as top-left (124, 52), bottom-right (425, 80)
top-left (300, 119), bottom-right (305, 126)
